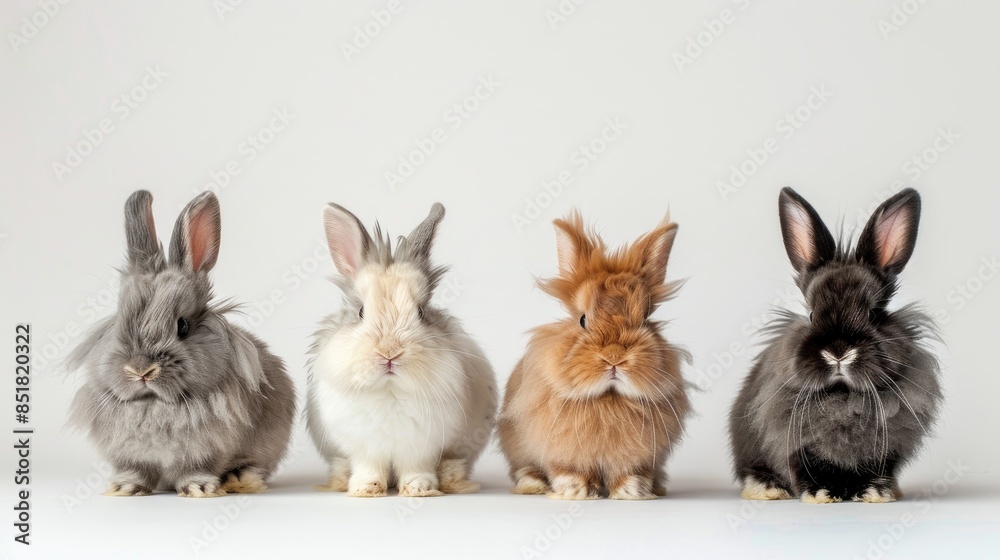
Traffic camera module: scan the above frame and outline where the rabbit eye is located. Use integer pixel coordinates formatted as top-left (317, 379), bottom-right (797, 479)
top-left (418, 306), bottom-right (425, 321)
top-left (177, 317), bottom-right (190, 339)
top-left (359, 307), bottom-right (364, 319)
top-left (580, 314), bottom-right (587, 329)
top-left (809, 312), bottom-right (814, 322)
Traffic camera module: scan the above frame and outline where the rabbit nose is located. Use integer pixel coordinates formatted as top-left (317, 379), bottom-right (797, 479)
top-left (602, 345), bottom-right (626, 365)
top-left (820, 349), bottom-right (857, 368)
top-left (378, 351), bottom-right (402, 363)
top-left (124, 363), bottom-right (161, 381)
top-left (377, 336), bottom-right (402, 355)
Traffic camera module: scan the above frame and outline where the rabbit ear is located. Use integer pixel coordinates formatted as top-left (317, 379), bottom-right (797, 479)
top-left (323, 203), bottom-right (373, 278)
top-left (400, 203), bottom-right (445, 263)
top-left (124, 190), bottom-right (164, 272)
top-left (779, 187), bottom-right (836, 275)
top-left (857, 188), bottom-right (921, 276)
top-left (632, 211), bottom-right (678, 287)
top-left (169, 191), bottom-right (221, 274)
top-left (552, 210), bottom-right (594, 277)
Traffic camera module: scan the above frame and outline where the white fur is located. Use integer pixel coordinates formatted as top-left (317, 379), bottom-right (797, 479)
top-left (801, 489), bottom-right (841, 504)
top-left (548, 474), bottom-right (594, 500)
top-left (512, 467), bottom-right (548, 495)
top-left (855, 486), bottom-right (896, 503)
top-left (821, 348), bottom-right (858, 367)
top-left (740, 476), bottom-right (792, 500)
top-left (307, 261), bottom-right (496, 495)
top-left (821, 347), bottom-right (858, 380)
top-left (609, 475), bottom-right (656, 500)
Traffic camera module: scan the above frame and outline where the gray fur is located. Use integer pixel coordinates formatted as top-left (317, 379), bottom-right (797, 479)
top-left (396, 202), bottom-right (445, 263)
top-left (323, 203), bottom-right (448, 295)
top-left (729, 188), bottom-right (943, 498)
top-left (68, 190), bottom-right (296, 495)
top-left (124, 190), bottom-right (164, 273)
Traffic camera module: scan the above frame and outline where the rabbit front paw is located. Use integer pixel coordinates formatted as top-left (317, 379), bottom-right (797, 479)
top-left (398, 473), bottom-right (443, 497)
top-left (103, 482), bottom-right (153, 497)
top-left (177, 475), bottom-right (226, 498)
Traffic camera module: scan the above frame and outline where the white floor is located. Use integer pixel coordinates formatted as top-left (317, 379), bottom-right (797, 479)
top-left (12, 462), bottom-right (1000, 560)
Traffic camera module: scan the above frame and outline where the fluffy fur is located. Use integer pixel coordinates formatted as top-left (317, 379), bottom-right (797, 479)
top-left (306, 203), bottom-right (497, 497)
top-left (729, 187), bottom-right (942, 503)
top-left (68, 190), bottom-right (296, 498)
top-left (498, 210), bottom-right (690, 500)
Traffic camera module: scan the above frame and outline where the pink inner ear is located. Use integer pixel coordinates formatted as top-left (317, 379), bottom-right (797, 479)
top-left (875, 208), bottom-right (908, 268)
top-left (785, 201), bottom-right (815, 264)
top-left (187, 210), bottom-right (216, 272)
top-left (324, 217), bottom-right (362, 277)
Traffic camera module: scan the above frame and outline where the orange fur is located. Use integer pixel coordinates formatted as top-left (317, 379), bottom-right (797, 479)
top-left (498, 210), bottom-right (689, 499)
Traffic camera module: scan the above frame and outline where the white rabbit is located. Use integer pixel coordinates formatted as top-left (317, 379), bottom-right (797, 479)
top-left (306, 203), bottom-right (497, 497)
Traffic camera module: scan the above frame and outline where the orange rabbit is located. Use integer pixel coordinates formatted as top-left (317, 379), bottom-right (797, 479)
top-left (498, 210), bottom-right (690, 500)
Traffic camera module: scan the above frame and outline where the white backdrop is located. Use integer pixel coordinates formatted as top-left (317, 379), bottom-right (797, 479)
top-left (2, 1), bottom-right (998, 559)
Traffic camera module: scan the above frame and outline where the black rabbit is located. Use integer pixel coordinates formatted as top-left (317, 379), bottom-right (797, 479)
top-left (729, 187), bottom-right (942, 503)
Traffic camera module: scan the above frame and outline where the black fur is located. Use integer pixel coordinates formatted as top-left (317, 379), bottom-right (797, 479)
top-left (729, 187), bottom-right (942, 502)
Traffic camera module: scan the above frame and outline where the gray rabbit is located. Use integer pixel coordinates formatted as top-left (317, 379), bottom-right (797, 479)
top-left (729, 187), bottom-right (942, 503)
top-left (68, 190), bottom-right (296, 497)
